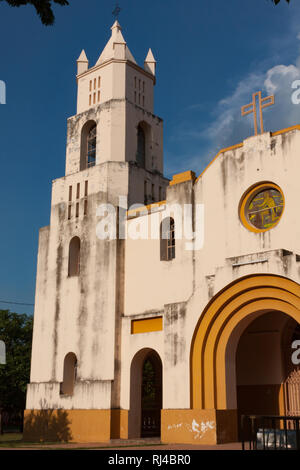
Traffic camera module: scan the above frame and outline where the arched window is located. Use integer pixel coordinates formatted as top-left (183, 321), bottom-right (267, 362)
top-left (61, 353), bottom-right (77, 396)
top-left (87, 124), bottom-right (96, 168)
top-left (137, 125), bottom-right (146, 168)
top-left (80, 121), bottom-right (97, 171)
top-left (68, 237), bottom-right (80, 277)
top-left (160, 217), bottom-right (175, 261)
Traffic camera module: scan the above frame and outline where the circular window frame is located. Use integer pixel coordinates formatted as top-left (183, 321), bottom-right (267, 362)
top-left (239, 182), bottom-right (285, 233)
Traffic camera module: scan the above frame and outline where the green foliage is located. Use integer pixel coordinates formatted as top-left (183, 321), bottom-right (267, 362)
top-left (0, 310), bottom-right (33, 412)
top-left (0, 0), bottom-right (69, 26)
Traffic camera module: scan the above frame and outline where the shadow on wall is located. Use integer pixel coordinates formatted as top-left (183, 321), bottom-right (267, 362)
top-left (23, 409), bottom-right (73, 442)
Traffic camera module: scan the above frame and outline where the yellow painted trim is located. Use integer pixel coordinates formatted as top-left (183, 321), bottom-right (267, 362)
top-left (195, 143), bottom-right (244, 183)
top-left (169, 171), bottom-right (196, 186)
top-left (131, 316), bottom-right (163, 334)
top-left (190, 274), bottom-right (300, 410)
top-left (214, 297), bottom-right (299, 409)
top-left (126, 200), bottom-right (166, 218)
top-left (271, 124), bottom-right (300, 137)
top-left (239, 182), bottom-right (285, 233)
top-left (279, 383), bottom-right (285, 416)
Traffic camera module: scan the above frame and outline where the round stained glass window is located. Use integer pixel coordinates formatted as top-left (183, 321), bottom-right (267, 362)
top-left (240, 183), bottom-right (284, 232)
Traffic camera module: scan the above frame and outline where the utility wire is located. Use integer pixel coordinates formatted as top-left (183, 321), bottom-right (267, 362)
top-left (0, 300), bottom-right (34, 307)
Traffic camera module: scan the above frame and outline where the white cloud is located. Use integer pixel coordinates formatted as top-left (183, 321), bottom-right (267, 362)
top-left (264, 64), bottom-right (299, 93)
top-left (166, 43), bottom-right (300, 177)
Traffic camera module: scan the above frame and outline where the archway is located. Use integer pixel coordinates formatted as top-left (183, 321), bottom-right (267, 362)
top-left (236, 311), bottom-right (287, 418)
top-left (68, 237), bottom-right (80, 277)
top-left (136, 121), bottom-right (152, 170)
top-left (129, 348), bottom-right (162, 439)
top-left (191, 275), bottom-right (300, 412)
top-left (61, 353), bottom-right (77, 396)
top-left (232, 310), bottom-right (300, 439)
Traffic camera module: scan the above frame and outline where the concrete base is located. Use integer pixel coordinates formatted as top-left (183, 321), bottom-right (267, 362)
top-left (161, 409), bottom-right (238, 445)
top-left (23, 409), bottom-right (111, 443)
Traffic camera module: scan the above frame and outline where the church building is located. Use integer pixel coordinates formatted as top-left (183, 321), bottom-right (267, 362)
top-left (24, 22), bottom-right (300, 445)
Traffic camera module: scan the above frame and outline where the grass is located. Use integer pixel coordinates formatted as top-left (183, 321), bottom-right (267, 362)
top-left (0, 433), bottom-right (22, 442)
top-left (0, 433), bottom-right (23, 447)
top-left (0, 436), bottom-right (67, 449)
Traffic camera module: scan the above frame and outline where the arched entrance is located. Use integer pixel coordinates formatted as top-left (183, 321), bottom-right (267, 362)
top-left (190, 274), bottom-right (300, 443)
top-left (236, 311), bottom-right (287, 418)
top-left (129, 348), bottom-right (162, 439)
top-left (235, 311), bottom-right (300, 438)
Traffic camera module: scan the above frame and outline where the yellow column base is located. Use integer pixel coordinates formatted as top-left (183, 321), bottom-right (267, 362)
top-left (23, 409), bottom-right (111, 443)
top-left (161, 409), bottom-right (238, 445)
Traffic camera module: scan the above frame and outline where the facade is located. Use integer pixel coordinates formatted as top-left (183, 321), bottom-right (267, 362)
top-left (24, 22), bottom-right (300, 445)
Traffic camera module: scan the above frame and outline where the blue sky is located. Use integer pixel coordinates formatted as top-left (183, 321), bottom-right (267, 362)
top-left (0, 0), bottom-right (300, 314)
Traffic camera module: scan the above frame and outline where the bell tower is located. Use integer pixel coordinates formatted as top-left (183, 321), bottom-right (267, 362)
top-left (25, 21), bottom-right (169, 443)
top-left (65, 21), bottom-right (168, 206)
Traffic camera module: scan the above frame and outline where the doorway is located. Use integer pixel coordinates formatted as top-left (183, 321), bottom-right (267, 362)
top-left (129, 348), bottom-right (162, 438)
top-left (141, 352), bottom-right (162, 437)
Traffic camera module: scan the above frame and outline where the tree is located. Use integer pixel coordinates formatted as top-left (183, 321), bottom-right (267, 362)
top-left (0, 310), bottom-right (33, 430)
top-left (0, 0), bottom-right (69, 26)
top-left (272, 0), bottom-right (290, 3)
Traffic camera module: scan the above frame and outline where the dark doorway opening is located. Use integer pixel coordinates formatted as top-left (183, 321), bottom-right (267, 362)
top-left (141, 352), bottom-right (162, 438)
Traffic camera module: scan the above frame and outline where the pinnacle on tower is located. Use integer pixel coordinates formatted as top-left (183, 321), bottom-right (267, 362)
top-left (144, 48), bottom-right (156, 76)
top-left (77, 50), bottom-right (89, 75)
top-left (111, 19), bottom-right (122, 32)
top-left (95, 21), bottom-right (136, 65)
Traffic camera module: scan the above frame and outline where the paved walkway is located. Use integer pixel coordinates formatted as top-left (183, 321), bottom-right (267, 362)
top-left (0, 438), bottom-right (242, 450)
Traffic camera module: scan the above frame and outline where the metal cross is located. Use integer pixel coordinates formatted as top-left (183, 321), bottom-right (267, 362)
top-left (112, 3), bottom-right (121, 19)
top-left (241, 91), bottom-right (275, 136)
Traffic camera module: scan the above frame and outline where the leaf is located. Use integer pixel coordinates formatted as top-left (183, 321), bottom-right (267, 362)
top-left (0, 0), bottom-right (69, 26)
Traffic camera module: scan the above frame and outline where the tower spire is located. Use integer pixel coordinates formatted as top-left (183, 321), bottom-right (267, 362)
top-left (144, 48), bottom-right (156, 76)
top-left (95, 21), bottom-right (136, 66)
top-left (77, 49), bottom-right (89, 75)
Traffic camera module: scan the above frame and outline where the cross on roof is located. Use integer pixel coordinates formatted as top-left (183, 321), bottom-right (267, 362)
top-left (112, 3), bottom-right (121, 19)
top-left (241, 91), bottom-right (275, 136)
